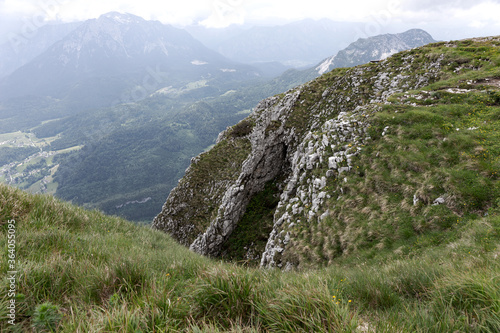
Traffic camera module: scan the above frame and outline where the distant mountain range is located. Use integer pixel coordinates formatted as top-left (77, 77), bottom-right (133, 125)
top-left (0, 16), bottom-right (434, 116)
top-left (264, 29), bottom-right (436, 95)
top-left (0, 21), bottom-right (82, 79)
top-left (0, 12), bottom-right (260, 112)
top-left (187, 19), bottom-right (365, 68)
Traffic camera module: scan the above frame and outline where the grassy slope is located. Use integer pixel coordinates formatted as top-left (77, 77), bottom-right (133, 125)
top-left (280, 39), bottom-right (500, 268)
top-left (1, 183), bottom-right (499, 332)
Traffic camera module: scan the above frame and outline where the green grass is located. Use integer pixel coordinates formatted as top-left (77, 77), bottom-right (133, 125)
top-left (279, 38), bottom-right (500, 268)
top-left (1, 184), bottom-right (499, 332)
top-left (289, 91), bottom-right (499, 264)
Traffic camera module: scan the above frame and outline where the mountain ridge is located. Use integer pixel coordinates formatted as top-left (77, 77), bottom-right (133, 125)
top-left (153, 36), bottom-right (500, 268)
top-left (0, 12), bottom-right (260, 110)
top-left (315, 28), bottom-right (436, 75)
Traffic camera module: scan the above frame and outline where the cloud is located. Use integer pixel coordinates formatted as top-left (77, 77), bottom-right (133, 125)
top-left (401, 0), bottom-right (496, 12)
top-left (200, 0), bottom-right (246, 28)
top-left (382, 0), bottom-right (500, 25)
top-left (1, 0), bottom-right (213, 25)
top-left (242, 0), bottom-right (385, 22)
top-left (0, 0), bottom-right (499, 43)
top-left (389, 0), bottom-right (500, 40)
top-left (1, 0), bottom-right (39, 15)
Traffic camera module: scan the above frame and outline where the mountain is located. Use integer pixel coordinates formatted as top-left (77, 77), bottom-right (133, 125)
top-left (0, 21), bottom-right (82, 79)
top-left (152, 36), bottom-right (500, 269)
top-left (188, 19), bottom-right (364, 68)
top-left (5, 14), bottom-right (354, 223)
top-left (0, 12), bottom-right (260, 113)
top-left (264, 29), bottom-right (437, 97)
top-left (314, 29), bottom-right (436, 75)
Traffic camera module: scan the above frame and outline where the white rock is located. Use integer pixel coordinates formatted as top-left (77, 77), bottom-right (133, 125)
top-left (283, 233), bottom-right (291, 244)
top-left (320, 177), bottom-right (327, 189)
top-left (328, 157), bottom-right (338, 169)
top-left (433, 197), bottom-right (445, 205)
top-left (338, 167), bottom-right (350, 174)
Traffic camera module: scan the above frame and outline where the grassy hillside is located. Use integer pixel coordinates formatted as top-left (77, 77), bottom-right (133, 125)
top-left (276, 39), bottom-right (500, 268)
top-left (2, 36), bottom-right (500, 332)
top-left (151, 36), bottom-right (500, 268)
top-left (1, 183), bottom-right (499, 332)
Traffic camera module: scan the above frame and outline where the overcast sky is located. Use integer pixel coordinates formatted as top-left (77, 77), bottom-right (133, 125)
top-left (1, 0), bottom-right (500, 44)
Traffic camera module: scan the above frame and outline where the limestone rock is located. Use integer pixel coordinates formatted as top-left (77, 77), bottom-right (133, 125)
top-left (152, 44), bottom-right (447, 268)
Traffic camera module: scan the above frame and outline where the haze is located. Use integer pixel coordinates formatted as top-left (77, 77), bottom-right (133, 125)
top-left (1, 0), bottom-right (500, 45)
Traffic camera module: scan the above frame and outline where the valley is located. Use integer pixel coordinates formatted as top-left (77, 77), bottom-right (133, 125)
top-left (0, 129), bottom-right (81, 195)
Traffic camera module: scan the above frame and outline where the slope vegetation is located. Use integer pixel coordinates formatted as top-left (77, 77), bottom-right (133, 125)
top-left (1, 184), bottom-right (500, 331)
top-left (153, 36), bottom-right (500, 270)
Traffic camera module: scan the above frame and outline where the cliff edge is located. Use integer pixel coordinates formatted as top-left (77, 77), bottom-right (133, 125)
top-left (153, 37), bottom-right (500, 269)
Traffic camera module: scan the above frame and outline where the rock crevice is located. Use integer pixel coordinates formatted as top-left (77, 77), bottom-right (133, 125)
top-left (153, 46), bottom-right (446, 265)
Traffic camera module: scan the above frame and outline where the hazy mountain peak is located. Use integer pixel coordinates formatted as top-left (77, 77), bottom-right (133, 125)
top-left (99, 11), bottom-right (146, 25)
top-left (315, 28), bottom-right (436, 74)
top-left (0, 21), bottom-right (82, 78)
top-left (0, 11), bottom-right (261, 108)
top-left (189, 18), bottom-right (365, 68)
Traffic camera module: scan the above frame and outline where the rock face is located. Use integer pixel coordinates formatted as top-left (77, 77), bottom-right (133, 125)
top-left (153, 37), bottom-right (500, 268)
top-left (315, 29), bottom-right (436, 75)
top-left (152, 41), bottom-right (446, 263)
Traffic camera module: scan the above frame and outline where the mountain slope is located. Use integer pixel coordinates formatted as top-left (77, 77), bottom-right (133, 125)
top-left (153, 36), bottom-right (500, 269)
top-left (2, 165), bottom-right (500, 331)
top-left (0, 12), bottom-right (260, 112)
top-left (315, 28), bottom-right (436, 75)
top-left (0, 21), bottom-right (82, 79)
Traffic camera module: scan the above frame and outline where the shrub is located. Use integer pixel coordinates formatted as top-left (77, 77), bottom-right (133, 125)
top-left (32, 302), bottom-right (62, 332)
top-left (230, 120), bottom-right (254, 138)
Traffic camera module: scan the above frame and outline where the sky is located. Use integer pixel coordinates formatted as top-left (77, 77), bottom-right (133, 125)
top-left (1, 0), bottom-right (500, 44)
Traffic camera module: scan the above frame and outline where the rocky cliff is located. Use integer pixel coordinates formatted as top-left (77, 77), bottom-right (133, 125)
top-left (315, 29), bottom-right (436, 75)
top-left (153, 37), bottom-right (500, 269)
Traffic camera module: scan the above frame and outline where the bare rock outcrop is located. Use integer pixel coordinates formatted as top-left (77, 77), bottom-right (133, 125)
top-left (153, 44), bottom-right (446, 265)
